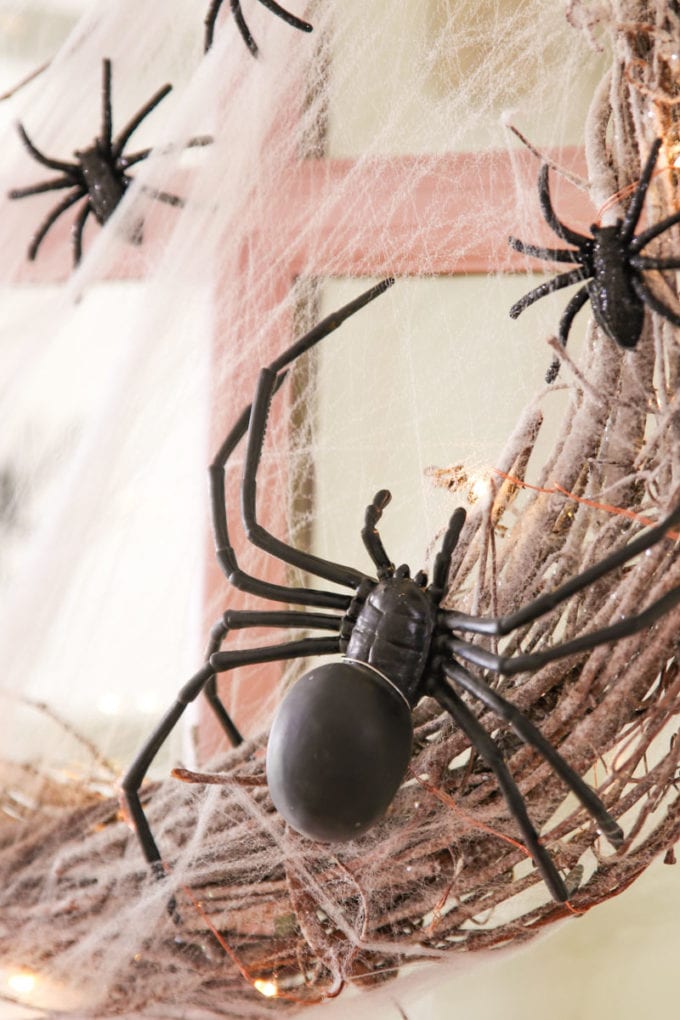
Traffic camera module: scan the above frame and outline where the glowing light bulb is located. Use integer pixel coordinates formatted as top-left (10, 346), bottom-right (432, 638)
top-left (254, 978), bottom-right (278, 998)
top-left (7, 970), bottom-right (37, 995)
top-left (97, 692), bottom-right (122, 716)
top-left (470, 474), bottom-right (490, 501)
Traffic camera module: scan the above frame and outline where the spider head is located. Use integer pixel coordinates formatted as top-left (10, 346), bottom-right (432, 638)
top-left (266, 659), bottom-right (413, 842)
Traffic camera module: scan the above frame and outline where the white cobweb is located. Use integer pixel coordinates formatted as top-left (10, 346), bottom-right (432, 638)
top-left (0, 1), bottom-right (679, 1018)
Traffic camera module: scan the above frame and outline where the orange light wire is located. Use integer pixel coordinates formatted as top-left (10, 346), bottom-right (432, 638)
top-left (181, 882), bottom-right (343, 1004)
top-left (493, 468), bottom-right (680, 539)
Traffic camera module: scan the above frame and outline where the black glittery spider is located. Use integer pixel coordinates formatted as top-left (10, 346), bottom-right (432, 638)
top-left (204, 0), bottom-right (313, 55)
top-left (9, 59), bottom-right (210, 267)
top-left (509, 138), bottom-right (680, 382)
top-left (122, 277), bottom-right (680, 905)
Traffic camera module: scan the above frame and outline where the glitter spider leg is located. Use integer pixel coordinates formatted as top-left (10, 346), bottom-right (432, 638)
top-left (509, 267), bottom-right (588, 318)
top-left (28, 190), bottom-right (86, 261)
top-left (546, 285), bottom-right (590, 382)
top-left (8, 124), bottom-right (85, 257)
top-left (432, 679), bottom-right (570, 901)
top-left (537, 163), bottom-right (590, 248)
top-left (619, 138), bottom-right (663, 242)
top-left (204, 0), bottom-right (313, 55)
top-left (629, 209), bottom-right (680, 253)
top-left (13, 122), bottom-right (75, 175)
top-left (110, 78), bottom-right (172, 162)
top-left (100, 57), bottom-right (113, 150)
top-left (72, 201), bottom-right (92, 265)
top-left (629, 274), bottom-right (680, 328)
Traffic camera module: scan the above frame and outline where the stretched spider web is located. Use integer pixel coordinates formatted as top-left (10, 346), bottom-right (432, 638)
top-left (0, 1), bottom-right (679, 1018)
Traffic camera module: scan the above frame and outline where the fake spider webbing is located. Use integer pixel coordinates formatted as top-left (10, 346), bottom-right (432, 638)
top-left (0, 1), bottom-right (680, 1018)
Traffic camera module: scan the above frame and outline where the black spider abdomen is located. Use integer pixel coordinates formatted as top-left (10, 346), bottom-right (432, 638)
top-left (78, 146), bottom-right (125, 225)
top-left (266, 660), bottom-right (413, 841)
top-left (590, 226), bottom-right (645, 347)
top-left (345, 576), bottom-right (436, 705)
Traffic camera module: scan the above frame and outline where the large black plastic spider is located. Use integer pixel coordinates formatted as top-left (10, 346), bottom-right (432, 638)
top-left (122, 278), bottom-right (680, 904)
top-left (9, 59), bottom-right (210, 267)
top-left (509, 138), bottom-right (680, 382)
top-left (204, 0), bottom-right (313, 55)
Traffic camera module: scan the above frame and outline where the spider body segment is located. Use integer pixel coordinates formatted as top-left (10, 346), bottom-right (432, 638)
top-left (204, 0), bottom-right (313, 55)
top-left (509, 138), bottom-right (680, 381)
top-left (123, 278), bottom-right (680, 906)
top-left (9, 59), bottom-right (208, 266)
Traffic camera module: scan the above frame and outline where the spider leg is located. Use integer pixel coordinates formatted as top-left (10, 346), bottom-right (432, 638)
top-left (430, 676), bottom-right (569, 900)
top-left (121, 634), bottom-right (340, 868)
top-left (101, 58), bottom-right (113, 150)
top-left (239, 280), bottom-right (395, 590)
top-left (629, 254), bottom-right (680, 271)
top-left (441, 498), bottom-right (680, 636)
top-left (629, 274), bottom-right (680, 328)
top-left (447, 580), bottom-right (680, 678)
top-left (257, 0), bottom-right (314, 34)
top-left (429, 507), bottom-right (467, 604)
top-left (210, 377), bottom-right (351, 610)
top-left (538, 164), bottom-right (591, 248)
top-left (111, 83), bottom-right (173, 161)
top-left (629, 208), bottom-right (680, 253)
top-left (362, 490), bottom-right (395, 578)
top-left (437, 661), bottom-right (624, 848)
top-left (205, 0), bottom-right (224, 51)
top-left (210, 282), bottom-right (393, 608)
top-left (545, 285), bottom-right (590, 383)
top-left (71, 201), bottom-right (92, 265)
top-left (509, 267), bottom-right (588, 319)
top-left (9, 176), bottom-right (75, 199)
top-left (508, 236), bottom-right (582, 264)
top-left (620, 138), bottom-right (663, 243)
top-left (121, 132), bottom-right (213, 171)
top-left (203, 608), bottom-right (342, 742)
top-left (118, 148), bottom-right (152, 170)
top-left (230, 0), bottom-right (261, 56)
top-left (218, 0), bottom-right (312, 56)
top-left (134, 182), bottom-right (184, 207)
top-left (27, 189), bottom-right (85, 261)
top-left (15, 123), bottom-right (75, 174)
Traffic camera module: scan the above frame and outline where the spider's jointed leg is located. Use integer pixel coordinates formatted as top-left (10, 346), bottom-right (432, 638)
top-left (205, 0), bottom-right (313, 55)
top-left (362, 490), bottom-right (394, 578)
top-left (443, 499), bottom-right (680, 639)
top-left (431, 678), bottom-right (571, 901)
top-left (509, 267), bottom-right (588, 319)
top-left (28, 190), bottom-right (85, 261)
top-left (224, 279), bottom-right (394, 594)
top-left (122, 624), bottom-right (341, 868)
top-left (439, 662), bottom-right (624, 849)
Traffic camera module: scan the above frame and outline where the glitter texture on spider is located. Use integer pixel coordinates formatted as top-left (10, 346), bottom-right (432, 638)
top-left (122, 278), bottom-right (680, 904)
top-left (9, 59), bottom-right (210, 267)
top-left (204, 0), bottom-right (313, 55)
top-left (509, 138), bottom-right (680, 382)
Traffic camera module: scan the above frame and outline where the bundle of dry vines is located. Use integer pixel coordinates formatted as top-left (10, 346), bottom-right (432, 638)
top-left (2, 3), bottom-right (680, 1018)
